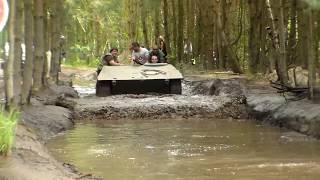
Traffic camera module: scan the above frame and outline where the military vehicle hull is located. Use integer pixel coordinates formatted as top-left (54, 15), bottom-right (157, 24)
top-left (96, 64), bottom-right (183, 96)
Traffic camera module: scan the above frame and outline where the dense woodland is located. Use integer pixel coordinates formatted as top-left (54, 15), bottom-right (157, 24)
top-left (1, 0), bottom-right (320, 109)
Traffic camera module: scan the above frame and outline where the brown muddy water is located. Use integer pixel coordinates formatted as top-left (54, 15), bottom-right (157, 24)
top-left (47, 118), bottom-right (320, 180)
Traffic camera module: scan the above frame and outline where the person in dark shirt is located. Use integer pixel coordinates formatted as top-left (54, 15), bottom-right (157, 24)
top-left (149, 45), bottom-right (165, 63)
top-left (103, 48), bottom-right (121, 66)
top-left (158, 36), bottom-right (167, 59)
top-left (97, 48), bottom-right (122, 74)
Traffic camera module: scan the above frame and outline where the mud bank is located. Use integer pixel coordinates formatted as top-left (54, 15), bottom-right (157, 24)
top-left (0, 85), bottom-right (100, 180)
top-left (246, 86), bottom-right (320, 138)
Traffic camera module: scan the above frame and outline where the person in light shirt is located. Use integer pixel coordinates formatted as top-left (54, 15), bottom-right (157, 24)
top-left (130, 42), bottom-right (149, 65)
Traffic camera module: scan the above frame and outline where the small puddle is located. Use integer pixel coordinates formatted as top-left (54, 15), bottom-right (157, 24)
top-left (47, 118), bottom-right (320, 180)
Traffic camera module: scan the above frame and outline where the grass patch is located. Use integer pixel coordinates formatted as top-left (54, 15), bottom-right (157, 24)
top-left (0, 109), bottom-right (19, 156)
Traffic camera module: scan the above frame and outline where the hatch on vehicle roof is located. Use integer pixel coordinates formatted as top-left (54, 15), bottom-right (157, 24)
top-left (97, 64), bottom-right (183, 81)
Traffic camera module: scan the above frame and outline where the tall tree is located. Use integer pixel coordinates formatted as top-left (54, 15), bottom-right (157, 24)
top-left (297, 1), bottom-right (308, 67)
top-left (140, 0), bottom-right (149, 48)
top-left (306, 7), bottom-right (316, 100)
top-left (42, 0), bottom-right (50, 85)
top-left (276, 0), bottom-right (289, 85)
top-left (266, 0), bottom-right (288, 84)
top-left (200, 0), bottom-right (214, 69)
top-left (287, 0), bottom-right (297, 65)
top-left (216, 0), bottom-right (242, 73)
top-left (248, 0), bottom-right (264, 73)
top-left (5, 0), bottom-right (17, 108)
top-left (162, 0), bottom-right (171, 53)
top-left (170, 0), bottom-right (178, 54)
top-left (21, 0), bottom-right (34, 105)
top-left (126, 0), bottom-right (138, 42)
top-left (50, 0), bottom-right (63, 83)
top-left (177, 0), bottom-right (184, 64)
top-left (153, 1), bottom-right (161, 45)
top-left (12, 0), bottom-right (23, 104)
top-left (33, 0), bottom-right (45, 91)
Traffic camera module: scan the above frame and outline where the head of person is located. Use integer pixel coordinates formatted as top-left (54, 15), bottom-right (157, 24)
top-left (152, 44), bottom-right (159, 51)
top-left (131, 42), bottom-right (140, 52)
top-left (158, 36), bottom-right (166, 49)
top-left (159, 36), bottom-right (164, 42)
top-left (150, 55), bottom-right (159, 63)
top-left (109, 48), bottom-right (118, 57)
top-left (149, 50), bottom-right (160, 63)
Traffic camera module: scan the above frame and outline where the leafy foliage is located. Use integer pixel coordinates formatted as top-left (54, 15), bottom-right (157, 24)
top-left (0, 109), bottom-right (19, 156)
top-left (304, 0), bottom-right (320, 8)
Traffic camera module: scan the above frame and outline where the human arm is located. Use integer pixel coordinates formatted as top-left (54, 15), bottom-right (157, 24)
top-left (108, 60), bottom-right (122, 66)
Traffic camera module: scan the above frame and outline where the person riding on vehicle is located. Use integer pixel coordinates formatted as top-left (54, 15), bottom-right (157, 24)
top-left (158, 36), bottom-right (168, 61)
top-left (97, 48), bottom-right (122, 74)
top-left (131, 42), bottom-right (149, 65)
top-left (149, 45), bottom-right (165, 63)
top-left (149, 55), bottom-right (160, 64)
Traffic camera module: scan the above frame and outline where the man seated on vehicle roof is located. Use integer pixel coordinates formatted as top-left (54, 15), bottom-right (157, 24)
top-left (149, 45), bottom-right (166, 63)
top-left (97, 48), bottom-right (122, 74)
top-left (131, 42), bottom-right (149, 65)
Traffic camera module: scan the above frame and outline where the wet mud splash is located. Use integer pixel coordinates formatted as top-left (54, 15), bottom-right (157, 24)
top-left (74, 79), bottom-right (247, 120)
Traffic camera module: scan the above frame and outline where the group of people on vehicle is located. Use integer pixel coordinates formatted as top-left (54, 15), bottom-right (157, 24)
top-left (97, 37), bottom-right (168, 74)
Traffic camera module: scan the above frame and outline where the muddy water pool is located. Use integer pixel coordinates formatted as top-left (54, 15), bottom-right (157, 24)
top-left (47, 118), bottom-right (320, 180)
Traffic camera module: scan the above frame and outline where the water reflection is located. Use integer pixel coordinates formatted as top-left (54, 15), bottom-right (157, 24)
top-left (47, 118), bottom-right (320, 180)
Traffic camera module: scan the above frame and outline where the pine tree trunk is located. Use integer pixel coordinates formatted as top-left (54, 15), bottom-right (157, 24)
top-left (21, 0), bottom-right (34, 105)
top-left (177, 0), bottom-right (184, 64)
top-left (277, 0), bottom-right (289, 85)
top-left (5, 0), bottom-right (16, 108)
top-left (171, 0), bottom-right (178, 54)
top-left (297, 1), bottom-right (308, 67)
top-left (50, 0), bottom-right (61, 84)
top-left (306, 7), bottom-right (315, 100)
top-left (216, 0), bottom-right (225, 69)
top-left (127, 0), bottom-right (137, 42)
top-left (248, 0), bottom-right (264, 74)
top-left (42, 0), bottom-right (49, 86)
top-left (200, 0), bottom-right (214, 69)
top-left (33, 0), bottom-right (45, 91)
top-left (315, 12), bottom-right (320, 77)
top-left (163, 0), bottom-right (171, 54)
top-left (140, 0), bottom-right (149, 48)
top-left (287, 0), bottom-right (297, 65)
top-left (12, 0), bottom-right (23, 105)
top-left (153, 4), bottom-right (160, 45)
top-left (216, 0), bottom-right (242, 73)
top-left (266, 0), bottom-right (289, 84)
top-left (196, 0), bottom-right (202, 57)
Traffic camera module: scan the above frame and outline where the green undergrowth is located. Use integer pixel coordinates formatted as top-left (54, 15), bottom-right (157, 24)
top-left (63, 58), bottom-right (100, 68)
top-left (0, 109), bottom-right (19, 156)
